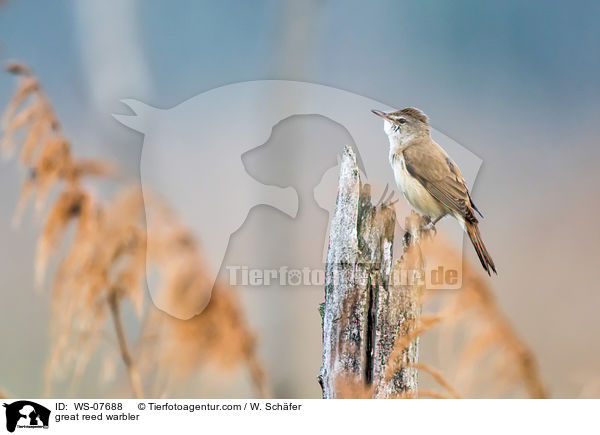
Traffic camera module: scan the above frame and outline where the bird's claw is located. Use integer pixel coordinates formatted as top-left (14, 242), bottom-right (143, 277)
top-left (419, 218), bottom-right (437, 238)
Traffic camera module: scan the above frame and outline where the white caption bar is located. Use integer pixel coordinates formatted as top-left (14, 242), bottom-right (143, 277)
top-left (1, 399), bottom-right (597, 434)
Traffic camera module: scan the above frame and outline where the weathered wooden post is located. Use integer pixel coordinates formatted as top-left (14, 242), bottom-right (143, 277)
top-left (318, 146), bottom-right (424, 398)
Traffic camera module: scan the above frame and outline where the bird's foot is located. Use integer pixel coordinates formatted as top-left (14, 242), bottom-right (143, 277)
top-left (419, 216), bottom-right (437, 239)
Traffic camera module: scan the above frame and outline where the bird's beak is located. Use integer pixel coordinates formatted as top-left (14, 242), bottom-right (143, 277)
top-left (371, 109), bottom-right (390, 120)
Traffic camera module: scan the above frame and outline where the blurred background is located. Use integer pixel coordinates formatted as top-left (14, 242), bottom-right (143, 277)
top-left (0, 0), bottom-right (599, 398)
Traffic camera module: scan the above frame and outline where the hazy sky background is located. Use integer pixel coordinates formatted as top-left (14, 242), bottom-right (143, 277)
top-left (1, 0), bottom-right (599, 398)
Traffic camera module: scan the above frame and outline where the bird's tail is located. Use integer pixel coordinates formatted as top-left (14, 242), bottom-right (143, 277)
top-left (465, 221), bottom-right (497, 275)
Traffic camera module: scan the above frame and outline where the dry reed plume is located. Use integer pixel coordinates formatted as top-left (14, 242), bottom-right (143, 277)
top-left (1, 62), bottom-right (269, 398)
top-left (380, 235), bottom-right (547, 398)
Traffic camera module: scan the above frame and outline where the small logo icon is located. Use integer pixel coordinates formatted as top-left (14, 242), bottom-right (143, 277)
top-left (2, 401), bottom-right (50, 433)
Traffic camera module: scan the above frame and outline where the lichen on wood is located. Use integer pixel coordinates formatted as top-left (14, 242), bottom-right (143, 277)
top-left (319, 145), bottom-right (424, 399)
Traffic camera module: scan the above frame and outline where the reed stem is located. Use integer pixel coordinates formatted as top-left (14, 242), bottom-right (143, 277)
top-left (108, 290), bottom-right (144, 399)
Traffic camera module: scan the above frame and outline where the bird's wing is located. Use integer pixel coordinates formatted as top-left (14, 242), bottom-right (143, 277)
top-left (402, 142), bottom-right (478, 223)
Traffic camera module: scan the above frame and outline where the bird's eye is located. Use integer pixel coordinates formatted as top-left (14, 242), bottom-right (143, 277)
top-left (398, 118), bottom-right (407, 124)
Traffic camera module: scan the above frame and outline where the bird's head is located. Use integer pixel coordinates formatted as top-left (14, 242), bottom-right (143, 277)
top-left (371, 107), bottom-right (430, 144)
